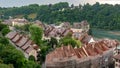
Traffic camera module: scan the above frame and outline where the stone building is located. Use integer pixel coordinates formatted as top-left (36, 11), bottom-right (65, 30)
top-left (73, 20), bottom-right (90, 32)
top-left (113, 54), bottom-right (120, 68)
top-left (45, 39), bottom-right (119, 68)
top-left (2, 18), bottom-right (28, 26)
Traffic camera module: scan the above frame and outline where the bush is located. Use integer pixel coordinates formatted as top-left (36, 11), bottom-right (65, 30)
top-left (0, 23), bottom-right (7, 31)
top-left (1, 27), bottom-right (10, 36)
top-left (29, 55), bottom-right (35, 61)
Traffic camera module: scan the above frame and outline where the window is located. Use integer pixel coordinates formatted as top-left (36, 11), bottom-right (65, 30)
top-left (116, 59), bottom-right (118, 62)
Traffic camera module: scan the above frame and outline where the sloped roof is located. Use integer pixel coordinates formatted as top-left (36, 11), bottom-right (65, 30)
top-left (70, 28), bottom-right (83, 33)
top-left (6, 31), bottom-right (17, 40)
top-left (21, 40), bottom-right (32, 50)
top-left (12, 34), bottom-right (22, 43)
top-left (46, 39), bottom-right (119, 64)
top-left (80, 20), bottom-right (89, 26)
top-left (25, 47), bottom-right (35, 54)
top-left (16, 36), bottom-right (28, 47)
top-left (6, 31), bottom-right (40, 59)
top-left (113, 54), bottom-right (120, 60)
top-left (2, 20), bottom-right (12, 25)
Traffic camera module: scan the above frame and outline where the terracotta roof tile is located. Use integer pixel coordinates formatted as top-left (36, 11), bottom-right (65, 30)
top-left (16, 36), bottom-right (28, 47)
top-left (25, 47), bottom-right (34, 54)
top-left (94, 47), bottom-right (103, 54)
top-left (113, 54), bottom-right (120, 60)
top-left (6, 32), bottom-right (17, 40)
top-left (21, 40), bottom-right (32, 50)
top-left (74, 49), bottom-right (82, 58)
top-left (33, 44), bottom-right (39, 50)
top-left (12, 34), bottom-right (22, 43)
top-left (6, 31), bottom-right (39, 60)
top-left (45, 39), bottom-right (119, 64)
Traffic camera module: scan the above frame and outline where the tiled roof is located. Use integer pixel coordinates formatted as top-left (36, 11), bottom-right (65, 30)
top-left (21, 40), bottom-right (32, 50)
top-left (16, 36), bottom-right (28, 47)
top-left (80, 20), bottom-right (89, 26)
top-left (25, 47), bottom-right (35, 54)
top-left (113, 54), bottom-right (120, 60)
top-left (12, 34), bottom-right (22, 43)
top-left (6, 31), bottom-right (17, 40)
top-left (79, 34), bottom-right (95, 44)
top-left (46, 39), bottom-right (119, 64)
top-left (44, 25), bottom-right (71, 37)
top-left (6, 32), bottom-right (40, 59)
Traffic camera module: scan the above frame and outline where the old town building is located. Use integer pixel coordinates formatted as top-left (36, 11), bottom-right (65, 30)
top-left (45, 39), bottom-right (119, 68)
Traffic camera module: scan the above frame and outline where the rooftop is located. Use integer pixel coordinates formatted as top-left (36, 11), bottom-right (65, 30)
top-left (114, 54), bottom-right (120, 60)
top-left (46, 39), bottom-right (119, 64)
top-left (6, 31), bottom-right (40, 59)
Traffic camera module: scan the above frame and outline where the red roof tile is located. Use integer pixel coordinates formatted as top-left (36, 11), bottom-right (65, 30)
top-left (21, 40), bottom-right (32, 50)
top-left (12, 34), bottom-right (22, 43)
top-left (25, 47), bottom-right (34, 54)
top-left (113, 54), bottom-right (120, 60)
top-left (6, 32), bottom-right (17, 40)
top-left (46, 39), bottom-right (119, 64)
top-left (94, 47), bottom-right (103, 54)
top-left (16, 36), bottom-right (28, 47)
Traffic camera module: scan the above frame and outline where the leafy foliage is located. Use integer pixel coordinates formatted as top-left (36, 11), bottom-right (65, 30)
top-left (48, 37), bottom-right (58, 48)
top-left (37, 45), bottom-right (50, 64)
top-left (0, 64), bottom-right (13, 68)
top-left (0, 37), bottom-right (9, 45)
top-left (23, 60), bottom-right (41, 68)
top-left (0, 42), bottom-right (25, 68)
top-left (1, 27), bottom-right (11, 36)
top-left (1, 2), bottom-right (120, 30)
top-left (0, 23), bottom-right (8, 31)
top-left (59, 36), bottom-right (82, 48)
top-left (29, 55), bottom-right (36, 62)
top-left (0, 33), bottom-right (41, 68)
top-left (29, 24), bottom-right (43, 46)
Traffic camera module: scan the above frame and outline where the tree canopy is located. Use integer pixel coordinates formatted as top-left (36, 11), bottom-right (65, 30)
top-left (0, 24), bottom-right (41, 68)
top-left (59, 36), bottom-right (82, 48)
top-left (0, 2), bottom-right (120, 30)
top-left (1, 27), bottom-right (11, 36)
top-left (29, 24), bottom-right (43, 46)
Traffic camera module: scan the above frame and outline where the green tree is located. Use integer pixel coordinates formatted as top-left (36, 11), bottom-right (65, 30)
top-left (0, 23), bottom-right (7, 31)
top-left (48, 37), bottom-right (58, 48)
top-left (51, 2), bottom-right (69, 11)
top-left (0, 36), bottom-right (40, 68)
top-left (23, 60), bottom-right (41, 68)
top-left (29, 24), bottom-right (43, 46)
top-left (1, 2), bottom-right (120, 30)
top-left (0, 37), bottom-right (9, 45)
top-left (88, 28), bottom-right (92, 35)
top-left (59, 37), bottom-right (81, 48)
top-left (29, 55), bottom-right (35, 62)
top-left (0, 64), bottom-right (13, 68)
top-left (1, 27), bottom-right (11, 36)
top-left (37, 45), bottom-right (50, 64)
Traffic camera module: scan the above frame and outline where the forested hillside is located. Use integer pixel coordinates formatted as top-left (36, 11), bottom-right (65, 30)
top-left (0, 2), bottom-right (120, 30)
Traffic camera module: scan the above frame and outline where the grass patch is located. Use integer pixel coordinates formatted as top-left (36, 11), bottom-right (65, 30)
top-left (28, 13), bottom-right (37, 19)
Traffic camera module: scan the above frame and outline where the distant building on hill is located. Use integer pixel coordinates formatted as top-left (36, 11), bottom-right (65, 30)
top-left (73, 20), bottom-right (90, 32)
top-left (2, 18), bottom-right (28, 26)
